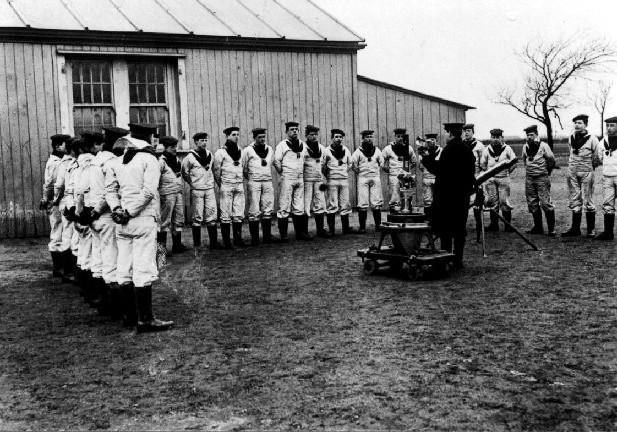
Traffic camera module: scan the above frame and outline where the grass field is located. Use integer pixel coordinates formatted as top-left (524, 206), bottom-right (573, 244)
top-left (1, 166), bottom-right (617, 431)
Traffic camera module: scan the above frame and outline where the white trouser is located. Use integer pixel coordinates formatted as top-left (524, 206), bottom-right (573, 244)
top-left (91, 214), bottom-right (117, 283)
top-left (191, 188), bottom-right (217, 226)
top-left (277, 176), bottom-right (304, 218)
top-left (116, 216), bottom-right (158, 287)
top-left (48, 206), bottom-right (63, 252)
top-left (326, 179), bottom-right (351, 215)
top-left (219, 182), bottom-right (245, 223)
top-left (247, 180), bottom-right (274, 221)
top-left (303, 180), bottom-right (326, 216)
top-left (357, 176), bottom-right (383, 210)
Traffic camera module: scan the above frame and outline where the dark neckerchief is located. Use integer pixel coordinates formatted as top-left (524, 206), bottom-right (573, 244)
top-left (488, 144), bottom-right (505, 159)
top-left (253, 143), bottom-right (269, 159)
top-left (330, 144), bottom-right (345, 160)
top-left (391, 143), bottom-right (408, 159)
top-left (306, 140), bottom-right (321, 158)
top-left (287, 138), bottom-right (303, 154)
top-left (571, 131), bottom-right (590, 152)
top-left (193, 148), bottom-right (211, 169)
top-left (52, 150), bottom-right (64, 159)
top-left (360, 143), bottom-right (376, 158)
top-left (606, 136), bottom-right (617, 153)
top-left (225, 141), bottom-right (241, 162)
top-left (123, 147), bottom-right (156, 164)
top-left (162, 151), bottom-right (181, 175)
top-left (526, 141), bottom-right (540, 159)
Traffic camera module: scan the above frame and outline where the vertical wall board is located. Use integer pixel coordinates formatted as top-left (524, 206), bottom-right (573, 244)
top-left (286, 52), bottom-right (297, 122)
top-left (228, 50), bottom-right (240, 127)
top-left (213, 50), bottom-right (227, 149)
top-left (316, 54), bottom-right (326, 135)
top-left (302, 53), bottom-right (313, 126)
top-left (0, 43), bottom-right (11, 238)
top-left (250, 51), bottom-right (262, 133)
top-left (185, 50), bottom-right (199, 140)
top-left (295, 52), bottom-right (305, 127)
top-left (221, 50), bottom-right (233, 137)
top-left (350, 54), bottom-right (360, 142)
top-left (258, 51), bottom-right (268, 132)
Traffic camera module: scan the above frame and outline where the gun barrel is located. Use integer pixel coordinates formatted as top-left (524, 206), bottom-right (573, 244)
top-left (475, 157), bottom-right (518, 186)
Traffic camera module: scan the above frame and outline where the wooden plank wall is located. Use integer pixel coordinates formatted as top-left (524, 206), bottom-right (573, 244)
top-left (357, 78), bottom-right (468, 206)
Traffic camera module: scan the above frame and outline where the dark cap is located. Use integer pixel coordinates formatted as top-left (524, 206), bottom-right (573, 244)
top-left (81, 131), bottom-right (104, 144)
top-left (331, 128), bottom-right (345, 137)
top-left (192, 132), bottom-right (208, 141)
top-left (285, 121), bottom-right (299, 130)
top-left (361, 129), bottom-right (374, 137)
top-left (103, 127), bottom-right (129, 149)
top-left (393, 128), bottom-right (407, 135)
top-left (223, 126), bottom-right (239, 136)
top-left (159, 136), bottom-right (178, 147)
top-left (490, 128), bottom-right (504, 137)
top-left (128, 123), bottom-right (157, 135)
top-left (425, 133), bottom-right (438, 139)
top-left (523, 125), bottom-right (538, 134)
top-left (50, 134), bottom-right (71, 145)
top-left (305, 125), bottom-right (320, 134)
top-left (443, 122), bottom-right (465, 134)
top-left (462, 123), bottom-right (475, 131)
top-left (572, 114), bottom-right (589, 123)
top-left (604, 116), bottom-right (617, 124)
top-left (252, 127), bottom-right (267, 138)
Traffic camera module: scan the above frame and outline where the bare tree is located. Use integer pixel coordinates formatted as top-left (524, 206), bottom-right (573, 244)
top-left (497, 34), bottom-right (616, 149)
top-left (588, 81), bottom-right (612, 135)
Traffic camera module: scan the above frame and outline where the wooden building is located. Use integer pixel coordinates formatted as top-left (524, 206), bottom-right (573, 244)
top-left (0, 0), bottom-right (472, 239)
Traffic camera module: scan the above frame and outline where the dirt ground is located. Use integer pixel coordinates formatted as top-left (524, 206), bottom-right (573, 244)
top-left (2, 167), bottom-right (617, 431)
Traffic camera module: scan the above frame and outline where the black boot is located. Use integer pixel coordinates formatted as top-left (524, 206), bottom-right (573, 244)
top-left (545, 209), bottom-right (556, 237)
top-left (358, 210), bottom-right (367, 234)
top-left (51, 251), bottom-right (63, 278)
top-left (261, 219), bottom-right (275, 243)
top-left (207, 225), bottom-right (223, 249)
top-left (172, 232), bottom-right (187, 253)
top-left (473, 208), bottom-right (482, 242)
top-left (326, 213), bottom-right (336, 236)
top-left (249, 220), bottom-right (260, 246)
top-left (314, 213), bottom-right (330, 238)
top-left (302, 215), bottom-right (314, 239)
top-left (453, 236), bottom-right (465, 269)
top-left (341, 215), bottom-right (357, 234)
top-left (88, 276), bottom-right (104, 308)
top-left (108, 283), bottom-right (123, 321)
top-left (293, 215), bottom-right (313, 241)
top-left (526, 210), bottom-right (544, 234)
top-left (135, 285), bottom-right (174, 333)
top-left (192, 226), bottom-right (201, 248)
top-left (61, 250), bottom-right (76, 283)
top-left (221, 223), bottom-right (234, 249)
top-left (562, 212), bottom-right (582, 237)
top-left (278, 218), bottom-right (289, 242)
top-left (486, 211), bottom-right (499, 231)
top-left (372, 209), bottom-right (382, 231)
top-left (585, 212), bottom-right (596, 238)
top-left (594, 214), bottom-right (614, 240)
top-left (97, 282), bottom-right (112, 316)
top-left (121, 283), bottom-right (137, 327)
top-left (233, 222), bottom-right (247, 247)
top-left (502, 210), bottom-right (514, 232)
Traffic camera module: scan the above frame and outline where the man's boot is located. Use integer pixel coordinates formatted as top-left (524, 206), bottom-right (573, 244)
top-left (135, 285), bottom-right (174, 333)
top-left (526, 210), bottom-right (544, 234)
top-left (261, 219), bottom-right (275, 243)
top-left (561, 212), bottom-right (582, 237)
top-left (326, 213), bottom-right (336, 236)
top-left (486, 211), bottom-right (499, 231)
top-left (172, 232), bottom-right (188, 254)
top-left (545, 209), bottom-right (556, 237)
top-left (473, 208), bottom-right (482, 242)
top-left (586, 212), bottom-right (596, 238)
top-left (357, 210), bottom-right (367, 234)
top-left (249, 220), bottom-right (260, 246)
top-left (278, 218), bottom-right (289, 242)
top-left (50, 251), bottom-right (63, 278)
top-left (594, 213), bottom-right (614, 240)
top-left (341, 215), bottom-right (357, 234)
top-left (191, 226), bottom-right (201, 248)
top-left (97, 281), bottom-right (112, 316)
top-left (207, 225), bottom-right (223, 249)
top-left (301, 215), bottom-right (314, 240)
top-left (502, 210), bottom-right (514, 232)
top-left (221, 223), bottom-right (234, 249)
top-left (293, 215), bottom-right (313, 241)
top-left (108, 282), bottom-right (123, 321)
top-left (453, 236), bottom-right (466, 270)
top-left (88, 277), bottom-right (104, 309)
top-left (121, 283), bottom-right (137, 327)
top-left (61, 250), bottom-right (76, 283)
top-left (314, 213), bottom-right (330, 238)
top-left (372, 209), bottom-right (382, 231)
top-left (233, 222), bottom-right (247, 247)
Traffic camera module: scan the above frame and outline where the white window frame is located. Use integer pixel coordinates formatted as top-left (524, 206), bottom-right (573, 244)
top-left (57, 52), bottom-right (190, 150)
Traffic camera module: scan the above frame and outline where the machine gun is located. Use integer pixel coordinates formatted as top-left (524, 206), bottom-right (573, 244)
top-left (394, 134), bottom-right (417, 214)
top-left (472, 157), bottom-right (539, 256)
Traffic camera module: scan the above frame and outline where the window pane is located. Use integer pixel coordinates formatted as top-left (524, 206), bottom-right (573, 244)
top-left (83, 84), bottom-right (92, 104)
top-left (72, 83), bottom-right (82, 104)
top-left (82, 64), bottom-right (91, 84)
top-left (156, 64), bottom-right (165, 83)
top-left (71, 60), bottom-right (112, 105)
top-left (102, 65), bottom-right (111, 82)
top-left (147, 84), bottom-right (156, 103)
top-left (73, 107), bottom-right (115, 136)
top-left (93, 84), bottom-right (102, 103)
top-left (102, 84), bottom-right (111, 103)
top-left (156, 84), bottom-right (166, 103)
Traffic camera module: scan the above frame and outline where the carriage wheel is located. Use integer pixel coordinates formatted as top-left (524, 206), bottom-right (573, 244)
top-left (363, 259), bottom-right (379, 276)
top-left (404, 262), bottom-right (421, 281)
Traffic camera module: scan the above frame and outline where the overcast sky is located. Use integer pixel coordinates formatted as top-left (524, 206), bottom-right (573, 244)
top-left (314, 0), bottom-right (617, 139)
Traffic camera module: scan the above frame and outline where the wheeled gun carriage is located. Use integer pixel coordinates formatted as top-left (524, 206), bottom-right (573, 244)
top-left (357, 151), bottom-right (520, 280)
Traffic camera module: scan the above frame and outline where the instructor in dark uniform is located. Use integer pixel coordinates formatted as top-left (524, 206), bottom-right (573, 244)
top-left (420, 122), bottom-right (476, 269)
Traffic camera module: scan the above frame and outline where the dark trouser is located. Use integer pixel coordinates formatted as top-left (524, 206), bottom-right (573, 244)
top-left (440, 234), bottom-right (466, 265)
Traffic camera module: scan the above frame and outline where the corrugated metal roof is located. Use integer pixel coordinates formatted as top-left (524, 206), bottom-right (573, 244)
top-left (2, 0), bottom-right (363, 42)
